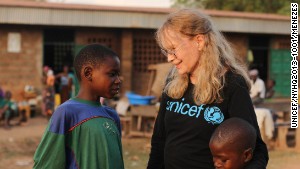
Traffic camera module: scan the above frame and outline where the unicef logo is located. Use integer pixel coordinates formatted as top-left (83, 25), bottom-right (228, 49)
top-left (204, 106), bottom-right (224, 124)
top-left (103, 121), bottom-right (118, 135)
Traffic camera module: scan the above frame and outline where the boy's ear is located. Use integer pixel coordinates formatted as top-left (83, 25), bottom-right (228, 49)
top-left (83, 66), bottom-right (93, 81)
top-left (243, 148), bottom-right (253, 163)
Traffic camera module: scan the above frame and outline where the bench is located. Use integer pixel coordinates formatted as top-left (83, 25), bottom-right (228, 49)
top-left (272, 111), bottom-right (300, 152)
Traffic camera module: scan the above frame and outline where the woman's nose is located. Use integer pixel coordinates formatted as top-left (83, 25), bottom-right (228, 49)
top-left (167, 54), bottom-right (176, 62)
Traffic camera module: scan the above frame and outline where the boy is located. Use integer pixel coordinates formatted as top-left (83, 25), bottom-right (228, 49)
top-left (209, 118), bottom-right (257, 169)
top-left (33, 44), bottom-right (124, 169)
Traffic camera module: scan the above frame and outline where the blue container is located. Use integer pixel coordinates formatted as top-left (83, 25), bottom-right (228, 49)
top-left (126, 92), bottom-right (155, 105)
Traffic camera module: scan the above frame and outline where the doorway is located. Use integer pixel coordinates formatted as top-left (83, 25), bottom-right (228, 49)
top-left (43, 28), bottom-right (75, 73)
top-left (248, 35), bottom-right (270, 81)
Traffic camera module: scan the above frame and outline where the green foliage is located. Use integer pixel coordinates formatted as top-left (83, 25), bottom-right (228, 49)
top-left (171, 0), bottom-right (205, 8)
top-left (172, 0), bottom-right (300, 15)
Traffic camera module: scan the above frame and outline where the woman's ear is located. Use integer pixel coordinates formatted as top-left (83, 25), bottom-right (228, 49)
top-left (243, 148), bottom-right (253, 163)
top-left (83, 66), bottom-right (93, 81)
top-left (195, 34), bottom-right (205, 51)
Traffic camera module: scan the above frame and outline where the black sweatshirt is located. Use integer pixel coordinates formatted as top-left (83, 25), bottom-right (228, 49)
top-left (147, 72), bottom-right (268, 169)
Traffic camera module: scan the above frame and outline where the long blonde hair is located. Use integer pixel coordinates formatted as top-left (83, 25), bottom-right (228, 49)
top-left (156, 9), bottom-right (250, 105)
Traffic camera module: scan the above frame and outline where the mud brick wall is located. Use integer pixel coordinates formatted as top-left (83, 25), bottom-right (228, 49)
top-left (225, 33), bottom-right (248, 60)
top-left (0, 26), bottom-right (43, 101)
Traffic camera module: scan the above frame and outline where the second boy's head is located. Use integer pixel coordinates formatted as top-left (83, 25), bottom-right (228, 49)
top-left (209, 117), bottom-right (256, 169)
top-left (74, 44), bottom-right (121, 99)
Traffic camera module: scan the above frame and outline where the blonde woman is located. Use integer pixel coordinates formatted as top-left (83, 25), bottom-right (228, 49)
top-left (147, 9), bottom-right (268, 169)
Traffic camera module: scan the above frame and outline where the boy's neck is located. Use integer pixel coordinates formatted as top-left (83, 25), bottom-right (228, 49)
top-left (72, 97), bottom-right (101, 107)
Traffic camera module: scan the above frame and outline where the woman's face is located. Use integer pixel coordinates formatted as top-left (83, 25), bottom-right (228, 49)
top-left (161, 28), bottom-right (203, 75)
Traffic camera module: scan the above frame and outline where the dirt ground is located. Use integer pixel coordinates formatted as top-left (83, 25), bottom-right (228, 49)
top-left (0, 116), bottom-right (299, 169)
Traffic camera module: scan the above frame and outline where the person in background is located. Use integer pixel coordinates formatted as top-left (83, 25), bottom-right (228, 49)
top-left (147, 9), bottom-right (268, 169)
top-left (0, 91), bottom-right (15, 129)
top-left (44, 69), bottom-right (55, 120)
top-left (209, 118), bottom-right (256, 169)
top-left (0, 86), bottom-right (4, 99)
top-left (265, 79), bottom-right (276, 99)
top-left (68, 67), bottom-right (80, 98)
top-left (249, 69), bottom-right (266, 106)
top-left (255, 78), bottom-right (276, 145)
top-left (33, 44), bottom-right (124, 169)
top-left (56, 65), bottom-right (72, 103)
top-left (41, 65), bottom-right (50, 115)
top-left (42, 65), bottom-right (50, 86)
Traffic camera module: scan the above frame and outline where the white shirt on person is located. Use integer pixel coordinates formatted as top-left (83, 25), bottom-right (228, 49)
top-left (250, 78), bottom-right (266, 99)
top-left (254, 108), bottom-right (274, 140)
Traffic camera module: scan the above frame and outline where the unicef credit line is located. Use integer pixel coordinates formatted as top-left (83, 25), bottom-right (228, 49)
top-left (291, 3), bottom-right (298, 128)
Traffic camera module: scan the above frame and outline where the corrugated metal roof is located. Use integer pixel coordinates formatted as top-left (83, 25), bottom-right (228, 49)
top-left (0, 0), bottom-right (292, 34)
top-left (0, 6), bottom-right (165, 28)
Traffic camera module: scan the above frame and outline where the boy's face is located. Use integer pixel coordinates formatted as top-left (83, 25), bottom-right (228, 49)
top-left (90, 57), bottom-right (121, 99)
top-left (209, 141), bottom-right (247, 169)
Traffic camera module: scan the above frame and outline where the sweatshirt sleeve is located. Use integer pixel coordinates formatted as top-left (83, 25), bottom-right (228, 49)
top-left (147, 93), bottom-right (167, 169)
top-left (33, 122), bottom-right (66, 169)
top-left (228, 81), bottom-right (269, 169)
top-left (33, 107), bottom-right (68, 169)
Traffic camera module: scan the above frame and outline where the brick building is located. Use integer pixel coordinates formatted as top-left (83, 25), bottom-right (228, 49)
top-left (0, 0), bottom-right (295, 101)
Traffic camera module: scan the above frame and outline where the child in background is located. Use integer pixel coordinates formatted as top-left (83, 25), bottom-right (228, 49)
top-left (209, 118), bottom-right (257, 169)
top-left (33, 44), bottom-right (124, 169)
top-left (265, 79), bottom-right (276, 99)
top-left (44, 69), bottom-right (55, 120)
top-left (0, 91), bottom-right (15, 129)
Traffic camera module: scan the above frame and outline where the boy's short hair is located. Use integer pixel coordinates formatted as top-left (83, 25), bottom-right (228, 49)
top-left (73, 44), bottom-right (118, 81)
top-left (210, 117), bottom-right (256, 153)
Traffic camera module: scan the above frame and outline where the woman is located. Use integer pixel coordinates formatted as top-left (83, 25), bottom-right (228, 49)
top-left (56, 65), bottom-right (72, 103)
top-left (147, 9), bottom-right (268, 169)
